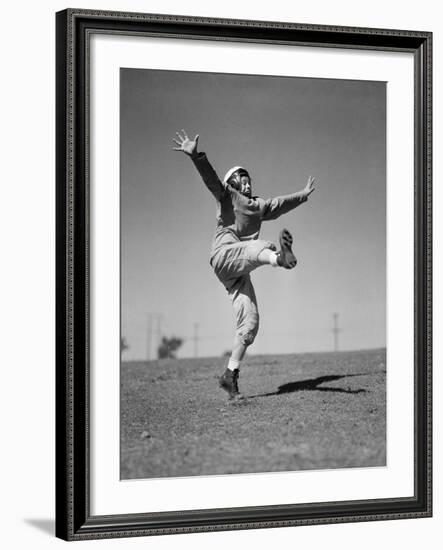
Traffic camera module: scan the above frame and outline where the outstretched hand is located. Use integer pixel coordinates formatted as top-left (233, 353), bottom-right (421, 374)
top-left (172, 129), bottom-right (199, 158)
top-left (303, 176), bottom-right (316, 197)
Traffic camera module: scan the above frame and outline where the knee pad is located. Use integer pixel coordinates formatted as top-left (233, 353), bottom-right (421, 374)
top-left (238, 315), bottom-right (259, 346)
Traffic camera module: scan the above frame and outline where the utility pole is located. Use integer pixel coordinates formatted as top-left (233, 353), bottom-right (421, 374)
top-left (146, 314), bottom-right (152, 361)
top-left (147, 313), bottom-right (163, 361)
top-left (332, 313), bottom-right (341, 352)
top-left (192, 323), bottom-right (199, 358)
top-left (156, 314), bottom-right (163, 350)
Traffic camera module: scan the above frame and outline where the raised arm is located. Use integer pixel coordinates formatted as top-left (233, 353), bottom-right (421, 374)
top-left (172, 129), bottom-right (225, 201)
top-left (262, 176), bottom-right (315, 220)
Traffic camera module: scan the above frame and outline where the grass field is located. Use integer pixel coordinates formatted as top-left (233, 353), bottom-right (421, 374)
top-left (121, 348), bottom-right (386, 480)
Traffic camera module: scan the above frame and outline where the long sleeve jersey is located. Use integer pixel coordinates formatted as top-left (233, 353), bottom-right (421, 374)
top-left (192, 152), bottom-right (308, 258)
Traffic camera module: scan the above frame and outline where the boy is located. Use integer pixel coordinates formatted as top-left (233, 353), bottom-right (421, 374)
top-left (173, 130), bottom-right (315, 400)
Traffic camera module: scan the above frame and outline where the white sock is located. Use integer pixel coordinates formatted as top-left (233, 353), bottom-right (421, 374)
top-left (227, 358), bottom-right (241, 371)
top-left (269, 251), bottom-right (279, 267)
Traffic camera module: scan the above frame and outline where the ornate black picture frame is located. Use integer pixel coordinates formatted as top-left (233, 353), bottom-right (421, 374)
top-left (55, 8), bottom-right (432, 541)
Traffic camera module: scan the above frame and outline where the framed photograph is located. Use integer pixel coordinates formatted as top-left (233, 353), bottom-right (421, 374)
top-left (55, 9), bottom-right (432, 540)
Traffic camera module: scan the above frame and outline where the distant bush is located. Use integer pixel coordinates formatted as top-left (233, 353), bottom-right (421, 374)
top-left (121, 337), bottom-right (129, 353)
top-left (158, 336), bottom-right (183, 359)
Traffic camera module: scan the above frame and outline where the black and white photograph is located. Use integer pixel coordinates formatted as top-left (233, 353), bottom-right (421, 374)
top-left (1, 0), bottom-right (439, 546)
top-left (120, 68), bottom-right (387, 480)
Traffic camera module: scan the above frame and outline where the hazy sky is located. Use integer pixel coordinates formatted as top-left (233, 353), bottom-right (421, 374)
top-left (121, 68), bottom-right (386, 360)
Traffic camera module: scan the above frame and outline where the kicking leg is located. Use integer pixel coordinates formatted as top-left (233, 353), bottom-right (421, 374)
top-left (213, 231), bottom-right (297, 283)
top-left (213, 239), bottom-right (277, 284)
top-left (276, 228), bottom-right (297, 269)
top-left (257, 247), bottom-right (279, 266)
top-left (257, 229), bottom-right (297, 269)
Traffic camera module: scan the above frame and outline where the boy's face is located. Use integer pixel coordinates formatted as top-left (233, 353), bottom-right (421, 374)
top-left (236, 170), bottom-right (252, 197)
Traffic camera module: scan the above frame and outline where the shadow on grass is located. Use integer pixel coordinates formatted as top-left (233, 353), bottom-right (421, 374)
top-left (249, 373), bottom-right (368, 399)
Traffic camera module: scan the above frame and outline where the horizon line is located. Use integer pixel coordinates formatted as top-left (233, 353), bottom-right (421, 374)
top-left (121, 346), bottom-right (387, 364)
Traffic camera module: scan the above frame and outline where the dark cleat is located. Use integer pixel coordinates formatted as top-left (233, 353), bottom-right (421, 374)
top-left (277, 228), bottom-right (297, 269)
top-left (219, 368), bottom-right (244, 400)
